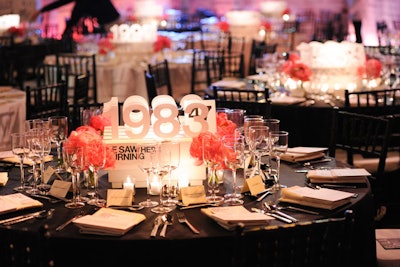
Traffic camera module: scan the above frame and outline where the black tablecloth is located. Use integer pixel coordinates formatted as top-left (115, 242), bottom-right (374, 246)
top-left (0, 157), bottom-right (376, 266)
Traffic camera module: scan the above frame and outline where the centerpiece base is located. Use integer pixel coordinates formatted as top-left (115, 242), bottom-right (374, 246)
top-left (103, 126), bottom-right (205, 188)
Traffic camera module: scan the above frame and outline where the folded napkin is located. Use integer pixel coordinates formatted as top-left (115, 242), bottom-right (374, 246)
top-left (211, 80), bottom-right (247, 89)
top-left (73, 207), bottom-right (146, 236)
top-left (279, 185), bottom-right (354, 210)
top-left (0, 172), bottom-right (8, 186)
top-left (270, 96), bottom-right (306, 105)
top-left (280, 147), bottom-right (327, 162)
top-left (306, 168), bottom-right (370, 184)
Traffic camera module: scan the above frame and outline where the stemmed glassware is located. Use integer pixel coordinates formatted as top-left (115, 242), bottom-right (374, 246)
top-left (222, 134), bottom-right (245, 205)
top-left (63, 142), bottom-right (85, 209)
top-left (25, 129), bottom-right (48, 195)
top-left (243, 117), bottom-right (264, 178)
top-left (138, 142), bottom-right (159, 208)
top-left (248, 125), bottom-right (269, 178)
top-left (226, 109), bottom-right (246, 134)
top-left (162, 140), bottom-right (180, 207)
top-left (202, 134), bottom-right (225, 203)
top-left (85, 141), bottom-right (107, 207)
top-left (49, 116), bottom-right (68, 173)
top-left (263, 119), bottom-right (280, 181)
top-left (11, 132), bottom-right (30, 192)
top-left (270, 131), bottom-right (289, 191)
top-left (151, 142), bottom-right (174, 214)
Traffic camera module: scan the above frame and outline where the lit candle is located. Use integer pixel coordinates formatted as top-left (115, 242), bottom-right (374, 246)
top-left (123, 176), bottom-right (135, 195)
top-left (178, 175), bottom-right (189, 188)
top-left (149, 179), bottom-right (161, 195)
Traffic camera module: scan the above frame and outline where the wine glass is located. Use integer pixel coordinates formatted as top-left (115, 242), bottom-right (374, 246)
top-left (243, 117), bottom-right (264, 178)
top-left (162, 140), bottom-right (180, 207)
top-left (151, 142), bottom-right (174, 214)
top-left (11, 132), bottom-right (30, 192)
top-left (270, 131), bottom-right (289, 193)
top-left (49, 116), bottom-right (68, 173)
top-left (226, 109), bottom-right (246, 134)
top-left (85, 141), bottom-right (107, 207)
top-left (222, 134), bottom-right (245, 205)
top-left (263, 118), bottom-right (280, 182)
top-left (25, 130), bottom-right (44, 195)
top-left (138, 142), bottom-right (159, 208)
top-left (37, 131), bottom-right (52, 195)
top-left (248, 125), bottom-right (269, 178)
top-left (63, 142), bottom-right (85, 209)
top-left (202, 134), bottom-right (225, 203)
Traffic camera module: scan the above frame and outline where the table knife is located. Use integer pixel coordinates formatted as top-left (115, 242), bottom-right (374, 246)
top-left (251, 208), bottom-right (293, 223)
top-left (0, 210), bottom-right (45, 225)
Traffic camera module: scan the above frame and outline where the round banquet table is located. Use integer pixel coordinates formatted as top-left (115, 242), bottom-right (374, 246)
top-left (0, 156), bottom-right (376, 267)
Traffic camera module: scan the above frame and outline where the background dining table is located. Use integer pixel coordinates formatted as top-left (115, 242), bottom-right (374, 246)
top-left (0, 154), bottom-right (376, 267)
top-left (0, 87), bottom-right (26, 151)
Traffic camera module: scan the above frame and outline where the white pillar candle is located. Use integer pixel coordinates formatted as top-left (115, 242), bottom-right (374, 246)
top-left (123, 176), bottom-right (135, 195)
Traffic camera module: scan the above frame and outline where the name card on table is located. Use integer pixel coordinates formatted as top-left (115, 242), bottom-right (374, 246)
top-left (102, 94), bottom-right (216, 188)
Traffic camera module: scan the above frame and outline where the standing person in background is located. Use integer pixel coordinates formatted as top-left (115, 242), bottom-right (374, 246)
top-left (29, 0), bottom-right (120, 38)
top-left (347, 0), bottom-right (364, 43)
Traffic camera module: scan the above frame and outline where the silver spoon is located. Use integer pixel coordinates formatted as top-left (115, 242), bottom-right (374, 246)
top-left (160, 214), bottom-right (173, 237)
top-left (150, 216), bottom-right (162, 237)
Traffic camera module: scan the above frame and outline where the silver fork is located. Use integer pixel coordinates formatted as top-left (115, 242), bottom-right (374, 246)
top-left (176, 212), bottom-right (200, 234)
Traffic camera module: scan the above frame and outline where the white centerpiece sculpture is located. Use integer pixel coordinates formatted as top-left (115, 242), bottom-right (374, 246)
top-left (296, 41), bottom-right (366, 95)
top-left (0, 14), bottom-right (20, 35)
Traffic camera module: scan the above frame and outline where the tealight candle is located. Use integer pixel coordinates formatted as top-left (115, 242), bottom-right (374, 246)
top-left (178, 175), bottom-right (189, 188)
top-left (123, 176), bottom-right (135, 196)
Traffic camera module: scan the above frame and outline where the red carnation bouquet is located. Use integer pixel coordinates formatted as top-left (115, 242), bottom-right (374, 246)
top-left (357, 58), bottom-right (382, 79)
top-left (7, 26), bottom-right (25, 37)
top-left (153, 35), bottom-right (172, 53)
top-left (282, 53), bottom-right (312, 82)
top-left (217, 21), bottom-right (230, 33)
top-left (97, 37), bottom-right (114, 55)
top-left (189, 112), bottom-right (237, 169)
top-left (66, 115), bottom-right (116, 170)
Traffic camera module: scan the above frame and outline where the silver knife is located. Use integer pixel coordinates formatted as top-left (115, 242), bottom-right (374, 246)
top-left (256, 190), bottom-right (272, 202)
top-left (0, 210), bottom-right (45, 225)
top-left (56, 213), bottom-right (85, 231)
top-left (251, 208), bottom-right (292, 223)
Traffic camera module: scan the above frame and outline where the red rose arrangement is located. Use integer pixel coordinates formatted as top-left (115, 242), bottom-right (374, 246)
top-left (282, 8), bottom-right (291, 16)
top-left (66, 115), bottom-right (116, 170)
top-left (189, 112), bottom-right (237, 169)
top-left (217, 21), bottom-right (230, 33)
top-left (7, 26), bottom-right (25, 37)
top-left (357, 58), bottom-right (382, 79)
top-left (153, 35), bottom-right (172, 53)
top-left (261, 21), bottom-right (272, 32)
top-left (97, 37), bottom-right (114, 55)
top-left (282, 53), bottom-right (312, 82)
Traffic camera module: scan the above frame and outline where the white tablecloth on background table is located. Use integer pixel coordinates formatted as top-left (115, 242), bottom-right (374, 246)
top-left (0, 87), bottom-right (26, 151)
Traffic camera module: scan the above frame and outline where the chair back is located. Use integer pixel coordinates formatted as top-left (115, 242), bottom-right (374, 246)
top-left (205, 51), bottom-right (244, 85)
top-left (147, 59), bottom-right (173, 97)
top-left (144, 70), bottom-right (158, 104)
top-left (344, 88), bottom-right (400, 115)
top-left (211, 86), bottom-right (271, 117)
top-left (26, 82), bottom-right (68, 119)
top-left (233, 210), bottom-right (355, 267)
top-left (190, 49), bottom-right (224, 94)
top-left (73, 72), bottom-right (91, 106)
top-left (35, 63), bottom-right (70, 87)
top-left (0, 36), bottom-right (14, 47)
top-left (249, 39), bottom-right (278, 75)
top-left (56, 53), bottom-right (97, 104)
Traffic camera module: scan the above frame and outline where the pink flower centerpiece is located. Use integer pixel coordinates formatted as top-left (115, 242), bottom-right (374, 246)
top-left (282, 53), bottom-right (312, 82)
top-left (153, 35), bottom-right (172, 53)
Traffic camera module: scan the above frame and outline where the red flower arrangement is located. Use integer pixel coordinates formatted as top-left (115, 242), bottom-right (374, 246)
top-left (282, 53), bottom-right (312, 82)
top-left (7, 26), bottom-right (25, 37)
top-left (217, 21), bottom-right (230, 33)
top-left (357, 58), bottom-right (382, 79)
top-left (97, 37), bottom-right (115, 55)
top-left (261, 21), bottom-right (273, 32)
top-left (189, 112), bottom-right (237, 169)
top-left (282, 8), bottom-right (291, 16)
top-left (66, 115), bottom-right (116, 170)
top-left (153, 35), bottom-right (172, 53)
